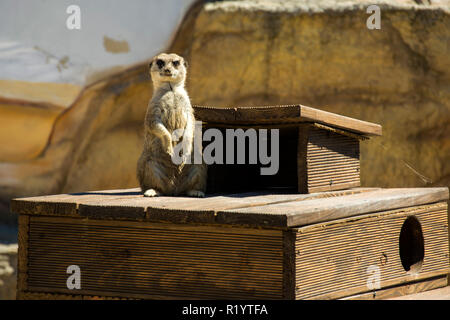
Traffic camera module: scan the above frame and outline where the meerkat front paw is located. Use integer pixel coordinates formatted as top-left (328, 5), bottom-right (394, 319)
top-left (166, 144), bottom-right (174, 157)
top-left (186, 190), bottom-right (205, 198)
top-left (182, 139), bottom-right (193, 158)
top-left (162, 134), bottom-right (174, 156)
top-left (144, 189), bottom-right (161, 197)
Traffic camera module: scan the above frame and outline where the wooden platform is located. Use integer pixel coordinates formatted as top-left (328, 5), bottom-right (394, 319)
top-left (11, 187), bottom-right (449, 300)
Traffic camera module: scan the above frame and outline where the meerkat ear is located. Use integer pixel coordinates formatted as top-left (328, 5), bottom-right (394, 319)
top-left (149, 61), bottom-right (153, 69)
top-left (184, 60), bottom-right (188, 68)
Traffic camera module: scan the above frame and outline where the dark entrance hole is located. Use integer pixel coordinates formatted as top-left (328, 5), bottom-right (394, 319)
top-left (399, 216), bottom-right (425, 274)
top-left (203, 125), bottom-right (298, 194)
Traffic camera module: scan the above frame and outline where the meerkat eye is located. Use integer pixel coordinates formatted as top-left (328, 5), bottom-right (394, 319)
top-left (172, 60), bottom-right (180, 67)
top-left (156, 59), bottom-right (165, 69)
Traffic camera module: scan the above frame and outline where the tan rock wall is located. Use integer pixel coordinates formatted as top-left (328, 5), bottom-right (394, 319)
top-left (187, 3), bottom-right (450, 189)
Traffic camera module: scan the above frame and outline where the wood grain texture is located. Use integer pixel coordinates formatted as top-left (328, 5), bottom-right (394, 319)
top-left (17, 291), bottom-right (124, 300)
top-left (282, 230), bottom-right (296, 299)
top-left (13, 186), bottom-right (383, 227)
top-left (19, 282), bottom-right (450, 300)
top-left (26, 216), bottom-right (284, 299)
top-left (11, 188), bottom-right (142, 217)
top-left (294, 202), bottom-right (450, 299)
top-left (297, 125), bottom-right (309, 194)
top-left (222, 188), bottom-right (450, 227)
top-left (17, 214), bottom-right (29, 294)
top-left (299, 105), bottom-right (382, 136)
top-left (301, 125), bottom-right (360, 193)
top-left (193, 105), bottom-right (382, 136)
top-left (388, 284), bottom-right (450, 300)
top-left (341, 276), bottom-right (448, 300)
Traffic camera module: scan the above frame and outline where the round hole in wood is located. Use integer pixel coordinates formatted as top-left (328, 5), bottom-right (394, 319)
top-left (399, 216), bottom-right (425, 274)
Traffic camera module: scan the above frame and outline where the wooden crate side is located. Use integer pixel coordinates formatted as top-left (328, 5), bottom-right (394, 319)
top-left (17, 214), bottom-right (29, 296)
top-left (26, 217), bottom-right (284, 299)
top-left (306, 126), bottom-right (360, 193)
top-left (282, 230), bottom-right (296, 299)
top-left (340, 275), bottom-right (448, 300)
top-left (297, 124), bottom-right (309, 194)
top-left (294, 202), bottom-right (449, 299)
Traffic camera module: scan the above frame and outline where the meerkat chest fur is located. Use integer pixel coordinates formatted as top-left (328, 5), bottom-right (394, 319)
top-left (154, 87), bottom-right (191, 132)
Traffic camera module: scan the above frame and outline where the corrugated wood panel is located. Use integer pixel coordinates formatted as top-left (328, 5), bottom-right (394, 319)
top-left (294, 202), bottom-right (450, 300)
top-left (17, 215), bottom-right (29, 292)
top-left (26, 217), bottom-right (284, 299)
top-left (193, 105), bottom-right (382, 136)
top-left (306, 126), bottom-right (360, 193)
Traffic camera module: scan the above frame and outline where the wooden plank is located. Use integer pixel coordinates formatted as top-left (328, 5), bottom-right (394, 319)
top-left (235, 105), bottom-right (300, 123)
top-left (19, 288), bottom-right (182, 300)
top-left (77, 188), bottom-right (378, 224)
top-left (299, 105), bottom-right (382, 136)
top-left (11, 187), bottom-right (383, 225)
top-left (341, 276), bottom-right (448, 300)
top-left (29, 215), bottom-right (282, 236)
top-left (17, 214), bottom-right (29, 294)
top-left (297, 124), bottom-right (308, 193)
top-left (78, 192), bottom-right (298, 224)
top-left (20, 283), bottom-right (450, 300)
top-left (11, 194), bottom-right (78, 216)
top-left (193, 105), bottom-right (382, 137)
top-left (193, 105), bottom-right (237, 123)
top-left (282, 230), bottom-right (296, 299)
top-left (308, 182), bottom-right (361, 193)
top-left (388, 284), bottom-right (450, 300)
top-left (11, 188), bottom-right (142, 216)
top-left (19, 291), bottom-right (85, 300)
top-left (220, 188), bottom-right (449, 227)
top-left (310, 270), bottom-right (450, 300)
top-left (17, 186), bottom-right (443, 229)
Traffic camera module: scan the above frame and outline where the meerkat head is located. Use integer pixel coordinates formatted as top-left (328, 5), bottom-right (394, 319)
top-left (149, 53), bottom-right (188, 88)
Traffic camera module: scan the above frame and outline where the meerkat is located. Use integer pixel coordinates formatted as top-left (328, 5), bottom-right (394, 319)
top-left (137, 53), bottom-right (207, 197)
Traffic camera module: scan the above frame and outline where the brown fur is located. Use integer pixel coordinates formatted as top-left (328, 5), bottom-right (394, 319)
top-left (137, 53), bottom-right (207, 197)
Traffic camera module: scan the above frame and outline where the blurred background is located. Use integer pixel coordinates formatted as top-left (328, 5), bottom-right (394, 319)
top-left (0, 0), bottom-right (449, 299)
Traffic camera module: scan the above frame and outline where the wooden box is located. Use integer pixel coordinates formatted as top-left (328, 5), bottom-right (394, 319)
top-left (193, 105), bottom-right (382, 194)
top-left (12, 187), bottom-right (449, 300)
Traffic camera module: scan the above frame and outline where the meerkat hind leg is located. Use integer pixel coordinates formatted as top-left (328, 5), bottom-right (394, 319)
top-left (144, 188), bottom-right (161, 197)
top-left (186, 190), bottom-right (205, 198)
top-left (180, 164), bottom-right (207, 198)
